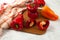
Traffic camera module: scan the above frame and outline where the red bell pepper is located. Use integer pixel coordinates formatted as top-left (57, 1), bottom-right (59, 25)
top-left (37, 20), bottom-right (49, 30)
top-left (25, 19), bottom-right (36, 28)
top-left (10, 14), bottom-right (23, 31)
top-left (34, 0), bottom-right (45, 7)
top-left (28, 11), bottom-right (38, 19)
top-left (27, 4), bottom-right (38, 19)
top-left (27, 4), bottom-right (38, 13)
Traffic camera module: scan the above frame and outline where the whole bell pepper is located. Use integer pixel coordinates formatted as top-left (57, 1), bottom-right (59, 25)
top-left (34, 0), bottom-right (45, 7)
top-left (27, 3), bottom-right (38, 13)
top-left (37, 20), bottom-right (49, 30)
top-left (25, 19), bottom-right (36, 28)
top-left (28, 11), bottom-right (38, 19)
top-left (10, 14), bottom-right (23, 31)
top-left (27, 3), bottom-right (38, 19)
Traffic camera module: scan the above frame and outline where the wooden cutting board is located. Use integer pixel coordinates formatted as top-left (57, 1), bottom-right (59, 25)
top-left (21, 9), bottom-right (48, 35)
